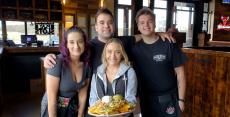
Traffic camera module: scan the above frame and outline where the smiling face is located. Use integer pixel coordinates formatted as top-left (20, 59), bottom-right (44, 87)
top-left (67, 32), bottom-right (85, 58)
top-left (95, 13), bottom-right (115, 40)
top-left (137, 14), bottom-right (155, 36)
top-left (105, 42), bottom-right (123, 66)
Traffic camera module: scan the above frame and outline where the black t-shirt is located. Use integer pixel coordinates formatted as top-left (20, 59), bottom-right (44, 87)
top-left (90, 36), bottom-right (135, 72)
top-left (90, 37), bottom-right (105, 73)
top-left (132, 38), bottom-right (187, 95)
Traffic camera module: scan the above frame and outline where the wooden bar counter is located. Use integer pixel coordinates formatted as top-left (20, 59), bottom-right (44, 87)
top-left (4, 46), bottom-right (59, 54)
top-left (182, 48), bottom-right (230, 117)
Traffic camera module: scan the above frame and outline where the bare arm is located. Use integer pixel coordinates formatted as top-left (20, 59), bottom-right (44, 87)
top-left (46, 74), bottom-right (60, 117)
top-left (78, 79), bottom-right (90, 117)
top-left (43, 54), bottom-right (57, 69)
top-left (175, 65), bottom-right (186, 112)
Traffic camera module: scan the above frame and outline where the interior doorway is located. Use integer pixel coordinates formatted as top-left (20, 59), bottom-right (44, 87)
top-left (173, 2), bottom-right (195, 47)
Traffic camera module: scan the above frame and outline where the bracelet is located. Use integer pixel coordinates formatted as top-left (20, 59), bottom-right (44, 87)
top-left (178, 99), bottom-right (185, 103)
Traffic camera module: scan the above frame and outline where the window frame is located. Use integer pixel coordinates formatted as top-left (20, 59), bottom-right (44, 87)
top-left (153, 0), bottom-right (168, 32)
top-left (115, 1), bottom-right (133, 36)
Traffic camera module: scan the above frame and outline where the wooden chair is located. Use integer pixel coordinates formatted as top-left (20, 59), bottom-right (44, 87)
top-left (173, 32), bottom-right (186, 48)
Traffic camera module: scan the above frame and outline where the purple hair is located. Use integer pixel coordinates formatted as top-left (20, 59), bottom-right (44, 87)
top-left (60, 25), bottom-right (91, 67)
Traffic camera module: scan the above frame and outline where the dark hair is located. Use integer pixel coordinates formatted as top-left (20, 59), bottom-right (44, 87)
top-left (60, 25), bottom-right (90, 67)
top-left (95, 7), bottom-right (114, 22)
top-left (135, 7), bottom-right (155, 24)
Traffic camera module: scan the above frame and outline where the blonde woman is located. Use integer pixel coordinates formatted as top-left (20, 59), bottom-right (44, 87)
top-left (89, 38), bottom-right (137, 107)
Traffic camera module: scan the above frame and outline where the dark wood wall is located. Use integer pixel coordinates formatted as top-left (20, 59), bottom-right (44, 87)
top-left (182, 48), bottom-right (230, 117)
top-left (213, 1), bottom-right (230, 41)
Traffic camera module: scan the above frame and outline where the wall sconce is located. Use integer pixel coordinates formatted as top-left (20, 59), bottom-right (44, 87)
top-left (62, 0), bottom-right (66, 5)
top-left (100, 0), bottom-right (104, 7)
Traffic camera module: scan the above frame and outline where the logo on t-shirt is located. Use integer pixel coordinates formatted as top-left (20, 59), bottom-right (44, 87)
top-left (153, 54), bottom-right (166, 62)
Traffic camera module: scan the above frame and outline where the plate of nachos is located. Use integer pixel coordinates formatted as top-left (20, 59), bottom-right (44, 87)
top-left (88, 95), bottom-right (135, 117)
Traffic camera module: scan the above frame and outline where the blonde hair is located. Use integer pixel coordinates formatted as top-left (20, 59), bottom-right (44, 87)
top-left (101, 38), bottom-right (129, 67)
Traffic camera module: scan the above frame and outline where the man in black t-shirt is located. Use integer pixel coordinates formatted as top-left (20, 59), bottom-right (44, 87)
top-left (132, 8), bottom-right (187, 117)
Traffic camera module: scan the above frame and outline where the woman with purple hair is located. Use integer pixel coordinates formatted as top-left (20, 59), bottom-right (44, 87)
top-left (41, 26), bottom-right (91, 117)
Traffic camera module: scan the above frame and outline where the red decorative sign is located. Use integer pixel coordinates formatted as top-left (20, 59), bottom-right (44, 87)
top-left (217, 16), bottom-right (230, 31)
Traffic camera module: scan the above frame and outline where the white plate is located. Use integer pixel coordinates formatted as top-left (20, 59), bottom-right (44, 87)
top-left (88, 110), bottom-right (134, 117)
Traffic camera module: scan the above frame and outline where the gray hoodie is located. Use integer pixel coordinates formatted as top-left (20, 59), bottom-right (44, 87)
top-left (89, 62), bottom-right (137, 106)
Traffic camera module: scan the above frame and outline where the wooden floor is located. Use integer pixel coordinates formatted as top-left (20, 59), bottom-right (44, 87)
top-left (0, 78), bottom-right (44, 117)
top-left (0, 91), bottom-right (43, 117)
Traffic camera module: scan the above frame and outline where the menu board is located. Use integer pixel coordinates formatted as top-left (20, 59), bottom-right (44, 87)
top-left (35, 22), bottom-right (54, 35)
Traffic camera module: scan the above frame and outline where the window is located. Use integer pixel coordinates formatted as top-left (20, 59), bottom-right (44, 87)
top-left (154, 9), bottom-right (167, 32)
top-left (202, 13), bottom-right (208, 31)
top-left (52, 23), bottom-right (60, 45)
top-left (90, 15), bottom-right (97, 39)
top-left (128, 10), bottom-right (132, 35)
top-left (118, 9), bottom-right (124, 36)
top-left (0, 20), bottom-right (2, 40)
top-left (118, 0), bottom-right (131, 5)
top-left (173, 2), bottom-right (195, 47)
top-left (116, 0), bottom-right (132, 36)
top-left (27, 22), bottom-right (35, 35)
top-left (153, 0), bottom-right (167, 32)
top-left (176, 11), bottom-right (190, 31)
top-left (6, 21), bottom-right (25, 44)
top-left (154, 0), bottom-right (167, 8)
top-left (202, 3), bottom-right (209, 32)
top-left (143, 0), bottom-right (150, 7)
top-left (5, 21), bottom-right (60, 45)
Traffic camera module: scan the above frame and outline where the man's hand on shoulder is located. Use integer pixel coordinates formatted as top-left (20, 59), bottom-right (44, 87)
top-left (157, 32), bottom-right (176, 43)
top-left (43, 54), bottom-right (57, 69)
top-left (134, 34), bottom-right (142, 42)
